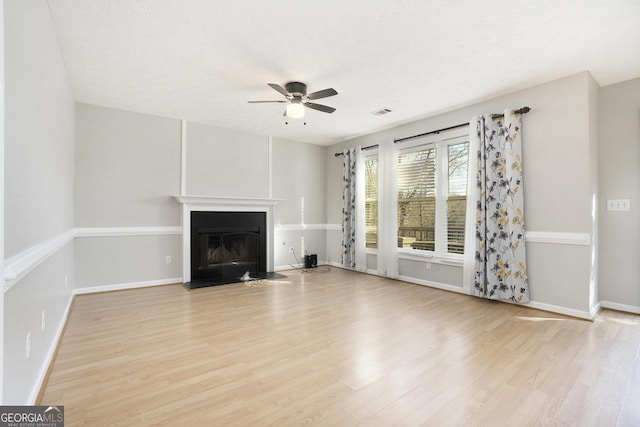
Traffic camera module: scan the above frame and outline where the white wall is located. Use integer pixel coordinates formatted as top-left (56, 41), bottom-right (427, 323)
top-left (185, 123), bottom-right (270, 198)
top-left (4, 2), bottom-right (75, 256)
top-left (74, 106), bottom-right (329, 280)
top-left (74, 104), bottom-right (182, 289)
top-left (327, 72), bottom-right (599, 318)
top-left (3, 0), bottom-right (75, 403)
top-left (598, 77), bottom-right (640, 312)
top-left (74, 235), bottom-right (182, 289)
top-left (75, 104), bottom-right (181, 227)
top-left (272, 137), bottom-right (327, 267)
top-left (3, 245), bottom-right (73, 404)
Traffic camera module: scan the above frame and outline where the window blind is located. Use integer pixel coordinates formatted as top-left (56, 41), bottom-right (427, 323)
top-left (447, 143), bottom-right (469, 254)
top-left (397, 147), bottom-right (437, 250)
top-left (364, 158), bottom-right (379, 248)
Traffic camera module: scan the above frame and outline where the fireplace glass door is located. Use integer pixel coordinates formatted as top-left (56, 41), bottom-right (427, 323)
top-left (197, 228), bottom-right (259, 281)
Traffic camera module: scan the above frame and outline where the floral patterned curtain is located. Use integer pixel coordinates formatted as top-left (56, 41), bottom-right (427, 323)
top-left (341, 147), bottom-right (357, 267)
top-left (473, 110), bottom-right (529, 303)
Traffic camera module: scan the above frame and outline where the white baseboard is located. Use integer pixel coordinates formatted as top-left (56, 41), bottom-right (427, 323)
top-left (523, 301), bottom-right (593, 320)
top-left (600, 301), bottom-right (640, 314)
top-left (342, 269), bottom-right (598, 320)
top-left (74, 278), bottom-right (182, 295)
top-left (29, 292), bottom-right (74, 404)
top-left (397, 275), bottom-right (466, 294)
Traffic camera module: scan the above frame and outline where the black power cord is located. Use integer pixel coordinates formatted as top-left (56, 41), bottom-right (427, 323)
top-left (289, 249), bottom-right (331, 273)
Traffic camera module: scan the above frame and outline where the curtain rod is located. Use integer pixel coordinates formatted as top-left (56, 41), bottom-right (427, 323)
top-left (491, 106), bottom-right (531, 120)
top-left (334, 144), bottom-right (378, 157)
top-left (334, 106), bottom-right (531, 156)
top-left (393, 106), bottom-right (531, 144)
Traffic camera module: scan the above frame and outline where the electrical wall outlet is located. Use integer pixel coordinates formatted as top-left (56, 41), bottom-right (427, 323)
top-left (26, 332), bottom-right (31, 359)
top-left (607, 199), bottom-right (630, 211)
top-left (166, 255), bottom-right (172, 264)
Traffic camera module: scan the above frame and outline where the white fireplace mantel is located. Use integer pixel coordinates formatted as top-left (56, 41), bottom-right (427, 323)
top-left (174, 195), bottom-right (282, 283)
top-left (174, 195), bottom-right (282, 207)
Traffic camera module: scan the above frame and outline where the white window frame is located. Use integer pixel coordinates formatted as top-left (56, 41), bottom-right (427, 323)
top-left (396, 126), bottom-right (469, 266)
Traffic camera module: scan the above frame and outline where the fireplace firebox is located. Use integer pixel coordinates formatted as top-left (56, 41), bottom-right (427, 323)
top-left (186, 211), bottom-right (268, 288)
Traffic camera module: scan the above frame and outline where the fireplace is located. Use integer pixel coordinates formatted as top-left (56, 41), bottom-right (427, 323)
top-left (188, 211), bottom-right (266, 287)
top-left (175, 195), bottom-right (283, 288)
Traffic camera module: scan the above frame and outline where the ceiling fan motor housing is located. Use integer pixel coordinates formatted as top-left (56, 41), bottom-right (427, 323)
top-left (285, 81), bottom-right (307, 97)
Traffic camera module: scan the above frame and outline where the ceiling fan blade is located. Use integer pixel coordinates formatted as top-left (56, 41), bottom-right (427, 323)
top-left (305, 102), bottom-right (336, 114)
top-left (247, 100), bottom-right (286, 103)
top-left (306, 88), bottom-right (338, 100)
top-left (268, 83), bottom-right (290, 97)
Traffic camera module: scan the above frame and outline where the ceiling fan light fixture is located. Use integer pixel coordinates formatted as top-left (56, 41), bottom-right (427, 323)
top-left (249, 82), bottom-right (336, 118)
top-left (286, 101), bottom-right (305, 119)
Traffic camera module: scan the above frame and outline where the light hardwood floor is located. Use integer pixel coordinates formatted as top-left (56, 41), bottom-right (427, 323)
top-left (40, 268), bottom-right (639, 426)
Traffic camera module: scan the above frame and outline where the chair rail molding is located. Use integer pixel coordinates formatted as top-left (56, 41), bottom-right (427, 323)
top-left (524, 231), bottom-right (591, 246)
top-left (74, 226), bottom-right (182, 237)
top-left (4, 227), bottom-right (183, 292)
top-left (4, 230), bottom-right (75, 292)
top-left (275, 224), bottom-right (335, 232)
top-left (326, 225), bottom-right (592, 246)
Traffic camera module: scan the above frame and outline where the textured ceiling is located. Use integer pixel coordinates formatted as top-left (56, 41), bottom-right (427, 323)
top-left (47, 0), bottom-right (640, 145)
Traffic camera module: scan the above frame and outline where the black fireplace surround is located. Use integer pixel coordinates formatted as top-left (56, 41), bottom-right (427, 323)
top-left (186, 211), bottom-right (280, 289)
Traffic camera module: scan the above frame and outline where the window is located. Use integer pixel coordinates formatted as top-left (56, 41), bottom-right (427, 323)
top-left (364, 157), bottom-right (378, 248)
top-left (397, 136), bottom-right (469, 256)
top-left (397, 147), bottom-right (437, 251)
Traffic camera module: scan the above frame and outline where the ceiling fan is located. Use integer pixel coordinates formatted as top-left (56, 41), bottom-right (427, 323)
top-left (248, 82), bottom-right (338, 119)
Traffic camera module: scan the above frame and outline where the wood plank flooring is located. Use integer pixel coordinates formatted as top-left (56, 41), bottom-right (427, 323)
top-left (39, 268), bottom-right (640, 426)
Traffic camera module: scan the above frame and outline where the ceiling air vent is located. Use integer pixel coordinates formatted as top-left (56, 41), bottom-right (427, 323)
top-left (372, 108), bottom-right (392, 116)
